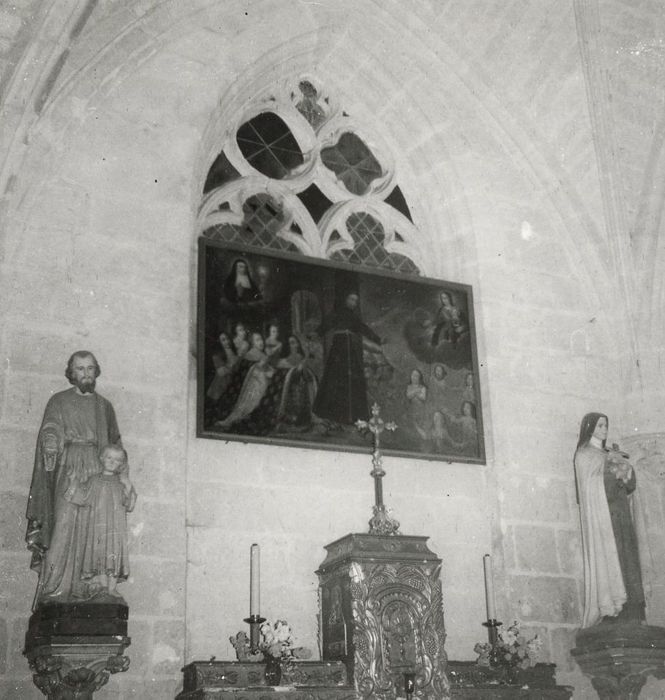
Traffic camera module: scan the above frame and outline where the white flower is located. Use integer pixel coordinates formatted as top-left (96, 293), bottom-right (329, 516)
top-left (499, 628), bottom-right (518, 646)
top-left (274, 620), bottom-right (292, 643)
top-left (260, 622), bottom-right (276, 646)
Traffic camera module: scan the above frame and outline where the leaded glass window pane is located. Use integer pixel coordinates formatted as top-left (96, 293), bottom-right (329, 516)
top-left (236, 112), bottom-right (304, 179)
top-left (203, 150), bottom-right (241, 193)
top-left (321, 132), bottom-right (382, 195)
top-left (201, 193), bottom-right (298, 253)
top-left (295, 80), bottom-right (326, 130)
top-left (297, 183), bottom-right (333, 223)
top-left (331, 212), bottom-right (419, 275)
top-left (385, 186), bottom-right (413, 222)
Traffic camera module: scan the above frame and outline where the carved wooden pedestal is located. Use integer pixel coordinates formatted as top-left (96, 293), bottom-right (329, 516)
top-left (571, 623), bottom-right (665, 699)
top-left (317, 533), bottom-right (448, 700)
top-left (24, 603), bottom-right (131, 699)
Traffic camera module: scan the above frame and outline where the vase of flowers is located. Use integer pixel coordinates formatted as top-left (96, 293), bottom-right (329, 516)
top-left (258, 619), bottom-right (311, 686)
top-left (474, 621), bottom-right (542, 684)
top-left (264, 652), bottom-right (282, 686)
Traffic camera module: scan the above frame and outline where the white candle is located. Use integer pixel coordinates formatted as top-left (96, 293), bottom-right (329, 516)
top-left (483, 553), bottom-right (496, 621)
top-left (250, 543), bottom-right (260, 616)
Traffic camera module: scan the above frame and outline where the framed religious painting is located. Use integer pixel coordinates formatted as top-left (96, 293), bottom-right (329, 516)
top-left (197, 239), bottom-right (486, 464)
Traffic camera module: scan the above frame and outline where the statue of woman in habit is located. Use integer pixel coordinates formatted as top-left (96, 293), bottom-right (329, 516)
top-left (574, 412), bottom-right (648, 627)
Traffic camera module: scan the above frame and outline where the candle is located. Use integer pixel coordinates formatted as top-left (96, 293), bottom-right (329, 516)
top-left (250, 543), bottom-right (260, 616)
top-left (483, 553), bottom-right (496, 621)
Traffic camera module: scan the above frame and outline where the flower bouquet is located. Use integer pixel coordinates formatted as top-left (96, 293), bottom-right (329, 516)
top-left (474, 621), bottom-right (542, 673)
top-left (607, 443), bottom-right (632, 484)
top-left (258, 620), bottom-right (312, 685)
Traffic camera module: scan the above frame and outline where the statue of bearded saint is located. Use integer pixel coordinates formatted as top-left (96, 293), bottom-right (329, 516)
top-left (25, 351), bottom-right (135, 607)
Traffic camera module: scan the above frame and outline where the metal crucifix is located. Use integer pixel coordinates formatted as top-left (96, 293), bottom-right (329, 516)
top-left (355, 403), bottom-right (400, 536)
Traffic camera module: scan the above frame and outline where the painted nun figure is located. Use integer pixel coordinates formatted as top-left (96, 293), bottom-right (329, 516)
top-left (574, 412), bottom-right (650, 627)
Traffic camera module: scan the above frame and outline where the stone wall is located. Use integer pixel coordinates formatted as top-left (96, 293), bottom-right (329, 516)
top-left (1, 2), bottom-right (664, 699)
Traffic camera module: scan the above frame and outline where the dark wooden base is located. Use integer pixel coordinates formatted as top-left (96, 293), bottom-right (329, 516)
top-left (26, 602), bottom-right (128, 646)
top-left (24, 603), bottom-right (131, 699)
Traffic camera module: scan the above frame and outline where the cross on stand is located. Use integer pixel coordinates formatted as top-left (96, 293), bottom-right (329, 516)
top-left (355, 403), bottom-right (400, 536)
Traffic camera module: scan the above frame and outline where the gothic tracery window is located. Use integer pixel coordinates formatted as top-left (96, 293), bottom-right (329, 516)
top-left (199, 77), bottom-right (423, 274)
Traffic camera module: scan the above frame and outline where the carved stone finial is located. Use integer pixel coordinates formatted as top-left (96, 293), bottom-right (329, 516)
top-left (355, 403), bottom-right (399, 536)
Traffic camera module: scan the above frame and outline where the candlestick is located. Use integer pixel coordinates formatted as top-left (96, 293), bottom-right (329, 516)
top-left (483, 553), bottom-right (496, 621)
top-left (482, 618), bottom-right (501, 644)
top-left (250, 543), bottom-right (260, 617)
top-left (243, 613), bottom-right (266, 653)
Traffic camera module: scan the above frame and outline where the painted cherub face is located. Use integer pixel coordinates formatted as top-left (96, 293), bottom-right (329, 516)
top-left (251, 333), bottom-right (264, 350)
top-left (345, 293), bottom-right (359, 310)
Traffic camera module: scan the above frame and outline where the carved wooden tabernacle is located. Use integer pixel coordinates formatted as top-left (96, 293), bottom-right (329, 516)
top-left (317, 533), bottom-right (449, 699)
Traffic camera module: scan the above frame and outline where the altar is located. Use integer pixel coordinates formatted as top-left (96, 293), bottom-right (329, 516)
top-left (176, 658), bottom-right (574, 699)
top-left (177, 406), bottom-right (573, 700)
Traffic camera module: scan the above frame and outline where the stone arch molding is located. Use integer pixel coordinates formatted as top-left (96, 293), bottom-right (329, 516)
top-left (197, 75), bottom-right (426, 269)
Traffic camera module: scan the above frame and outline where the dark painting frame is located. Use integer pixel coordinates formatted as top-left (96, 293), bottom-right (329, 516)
top-left (197, 239), bottom-right (486, 464)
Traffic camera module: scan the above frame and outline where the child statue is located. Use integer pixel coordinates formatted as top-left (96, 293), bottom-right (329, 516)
top-left (72, 444), bottom-right (137, 600)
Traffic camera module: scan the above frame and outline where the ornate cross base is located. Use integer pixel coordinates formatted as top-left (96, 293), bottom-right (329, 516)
top-left (571, 623), bottom-right (665, 699)
top-left (24, 603), bottom-right (131, 699)
top-left (317, 533), bottom-right (448, 700)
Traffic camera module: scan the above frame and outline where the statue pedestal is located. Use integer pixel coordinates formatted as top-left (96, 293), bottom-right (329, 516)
top-left (24, 603), bottom-right (131, 699)
top-left (571, 623), bottom-right (665, 699)
top-left (316, 533), bottom-right (448, 699)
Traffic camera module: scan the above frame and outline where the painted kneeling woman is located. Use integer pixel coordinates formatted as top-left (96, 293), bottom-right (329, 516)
top-left (574, 412), bottom-right (649, 627)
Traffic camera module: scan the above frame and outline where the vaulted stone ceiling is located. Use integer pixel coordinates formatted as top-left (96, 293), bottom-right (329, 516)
top-left (0, 1), bottom-right (42, 103)
top-left (2, 0), bottom-right (662, 237)
top-left (1, 0), bottom-right (664, 396)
